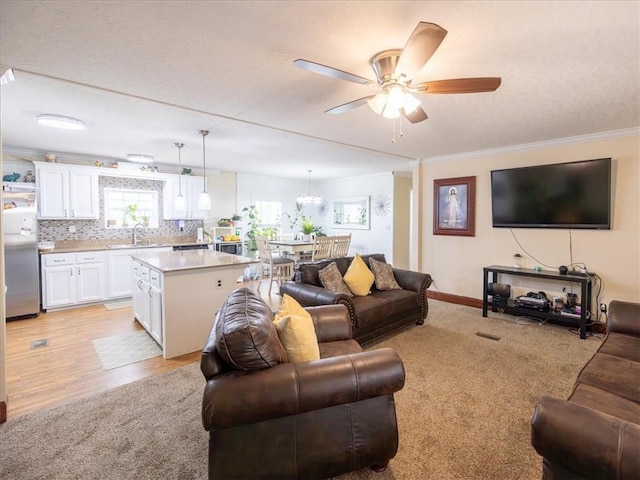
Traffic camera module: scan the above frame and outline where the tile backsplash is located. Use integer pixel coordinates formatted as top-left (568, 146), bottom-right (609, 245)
top-left (38, 176), bottom-right (202, 241)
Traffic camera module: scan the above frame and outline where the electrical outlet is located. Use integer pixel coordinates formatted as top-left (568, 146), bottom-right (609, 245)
top-left (216, 279), bottom-right (223, 289)
top-left (600, 303), bottom-right (607, 313)
top-left (68, 225), bottom-right (76, 233)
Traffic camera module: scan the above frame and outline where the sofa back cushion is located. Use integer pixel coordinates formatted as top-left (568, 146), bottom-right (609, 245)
top-left (295, 253), bottom-right (387, 288)
top-left (215, 287), bottom-right (288, 371)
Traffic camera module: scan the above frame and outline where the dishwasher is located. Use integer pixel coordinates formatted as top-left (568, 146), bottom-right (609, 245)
top-left (172, 244), bottom-right (209, 251)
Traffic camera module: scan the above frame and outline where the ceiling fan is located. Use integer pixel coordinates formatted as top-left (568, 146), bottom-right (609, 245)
top-left (293, 21), bottom-right (501, 124)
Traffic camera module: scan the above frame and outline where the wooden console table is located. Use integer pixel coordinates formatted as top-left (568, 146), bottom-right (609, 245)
top-left (482, 265), bottom-right (594, 339)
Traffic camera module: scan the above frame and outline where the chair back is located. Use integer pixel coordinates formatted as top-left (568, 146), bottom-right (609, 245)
top-left (312, 236), bottom-right (335, 261)
top-left (276, 233), bottom-right (294, 241)
top-left (255, 236), bottom-right (273, 263)
top-left (332, 234), bottom-right (351, 257)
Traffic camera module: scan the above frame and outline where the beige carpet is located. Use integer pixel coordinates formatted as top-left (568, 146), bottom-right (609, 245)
top-left (0, 300), bottom-right (601, 480)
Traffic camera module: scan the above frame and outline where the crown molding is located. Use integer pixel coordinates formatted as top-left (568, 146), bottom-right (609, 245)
top-left (420, 127), bottom-right (640, 165)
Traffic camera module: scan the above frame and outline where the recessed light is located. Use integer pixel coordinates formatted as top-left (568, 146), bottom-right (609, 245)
top-left (36, 114), bottom-right (86, 130)
top-left (126, 154), bottom-right (154, 163)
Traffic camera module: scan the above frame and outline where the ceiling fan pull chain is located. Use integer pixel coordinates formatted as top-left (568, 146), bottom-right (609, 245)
top-left (391, 118), bottom-right (397, 143)
top-left (399, 115), bottom-right (404, 139)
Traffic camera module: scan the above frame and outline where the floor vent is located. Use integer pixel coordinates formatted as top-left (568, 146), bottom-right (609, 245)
top-left (30, 339), bottom-right (49, 349)
top-left (476, 332), bottom-right (501, 341)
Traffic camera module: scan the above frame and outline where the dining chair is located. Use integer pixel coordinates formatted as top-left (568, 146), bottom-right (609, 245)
top-left (311, 235), bottom-right (335, 261)
top-left (332, 234), bottom-right (351, 257)
top-left (255, 236), bottom-right (295, 295)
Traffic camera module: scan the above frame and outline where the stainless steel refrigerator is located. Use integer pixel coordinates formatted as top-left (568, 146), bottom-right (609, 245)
top-left (3, 183), bottom-right (40, 319)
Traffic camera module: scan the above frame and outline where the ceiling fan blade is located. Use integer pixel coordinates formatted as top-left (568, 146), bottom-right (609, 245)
top-left (415, 77), bottom-right (502, 94)
top-left (325, 96), bottom-right (375, 114)
top-left (293, 59), bottom-right (375, 85)
top-left (402, 106), bottom-right (428, 124)
top-left (395, 22), bottom-right (448, 78)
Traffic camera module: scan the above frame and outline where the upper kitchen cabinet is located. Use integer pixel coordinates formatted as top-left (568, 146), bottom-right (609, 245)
top-left (163, 176), bottom-right (208, 220)
top-left (34, 162), bottom-right (99, 219)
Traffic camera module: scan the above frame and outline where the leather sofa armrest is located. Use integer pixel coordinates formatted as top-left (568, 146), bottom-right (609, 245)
top-left (280, 281), bottom-right (352, 306)
top-left (202, 348), bottom-right (405, 430)
top-left (392, 268), bottom-right (432, 293)
top-left (306, 304), bottom-right (353, 342)
top-left (608, 301), bottom-right (640, 336)
top-left (531, 396), bottom-right (640, 479)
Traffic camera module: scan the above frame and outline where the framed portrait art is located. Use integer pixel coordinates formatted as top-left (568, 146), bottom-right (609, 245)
top-left (433, 176), bottom-right (476, 236)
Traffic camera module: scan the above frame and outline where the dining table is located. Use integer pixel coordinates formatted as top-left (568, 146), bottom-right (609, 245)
top-left (269, 239), bottom-right (315, 261)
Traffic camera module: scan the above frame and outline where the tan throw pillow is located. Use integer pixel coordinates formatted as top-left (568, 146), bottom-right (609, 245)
top-left (273, 294), bottom-right (320, 363)
top-left (343, 253), bottom-right (375, 296)
top-left (319, 262), bottom-right (353, 297)
top-left (369, 257), bottom-right (402, 290)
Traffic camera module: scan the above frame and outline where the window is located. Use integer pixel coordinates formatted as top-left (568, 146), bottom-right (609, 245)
top-left (255, 200), bottom-right (282, 227)
top-left (104, 188), bottom-right (159, 229)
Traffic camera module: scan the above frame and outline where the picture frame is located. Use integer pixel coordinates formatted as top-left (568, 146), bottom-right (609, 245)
top-left (433, 176), bottom-right (476, 236)
top-left (332, 196), bottom-right (370, 230)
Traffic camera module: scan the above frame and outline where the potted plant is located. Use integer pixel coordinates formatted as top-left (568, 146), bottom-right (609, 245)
top-left (242, 205), bottom-right (261, 252)
top-left (231, 213), bottom-right (242, 227)
top-left (300, 216), bottom-right (315, 241)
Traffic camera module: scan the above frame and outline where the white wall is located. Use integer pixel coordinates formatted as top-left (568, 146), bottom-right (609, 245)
top-left (415, 131), bottom-right (640, 306)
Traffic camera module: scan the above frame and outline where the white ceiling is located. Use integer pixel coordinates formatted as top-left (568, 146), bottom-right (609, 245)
top-left (0, 1), bottom-right (638, 180)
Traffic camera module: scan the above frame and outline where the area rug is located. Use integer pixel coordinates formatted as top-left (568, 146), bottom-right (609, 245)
top-left (92, 330), bottom-right (162, 370)
top-left (1, 300), bottom-right (601, 479)
top-left (103, 299), bottom-right (133, 310)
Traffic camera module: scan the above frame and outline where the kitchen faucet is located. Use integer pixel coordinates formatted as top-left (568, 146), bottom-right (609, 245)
top-left (133, 223), bottom-right (147, 246)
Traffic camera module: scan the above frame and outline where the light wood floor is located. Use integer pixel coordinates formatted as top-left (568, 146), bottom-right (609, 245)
top-left (5, 281), bottom-right (283, 419)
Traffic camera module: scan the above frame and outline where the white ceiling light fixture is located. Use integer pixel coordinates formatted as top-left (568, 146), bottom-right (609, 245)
top-left (174, 142), bottom-right (186, 212)
top-left (36, 114), bottom-right (86, 130)
top-left (0, 68), bottom-right (15, 85)
top-left (126, 153), bottom-right (154, 163)
top-left (198, 130), bottom-right (211, 211)
top-left (297, 169), bottom-right (322, 205)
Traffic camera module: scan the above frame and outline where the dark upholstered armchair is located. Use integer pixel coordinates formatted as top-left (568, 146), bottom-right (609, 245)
top-left (201, 288), bottom-right (405, 479)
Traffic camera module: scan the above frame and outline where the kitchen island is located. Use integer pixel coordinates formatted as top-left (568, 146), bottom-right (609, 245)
top-left (131, 249), bottom-right (258, 359)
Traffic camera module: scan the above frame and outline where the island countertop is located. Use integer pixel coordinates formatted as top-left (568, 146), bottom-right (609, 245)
top-left (131, 249), bottom-right (258, 273)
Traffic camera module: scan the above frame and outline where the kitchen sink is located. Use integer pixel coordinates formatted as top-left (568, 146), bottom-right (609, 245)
top-left (107, 243), bottom-right (166, 249)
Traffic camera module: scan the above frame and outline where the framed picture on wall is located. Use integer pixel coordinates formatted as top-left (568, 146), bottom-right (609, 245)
top-left (433, 176), bottom-right (476, 236)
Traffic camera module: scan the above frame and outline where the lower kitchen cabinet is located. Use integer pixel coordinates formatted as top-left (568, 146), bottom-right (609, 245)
top-left (42, 252), bottom-right (105, 310)
top-left (108, 247), bottom-right (172, 299)
top-left (132, 260), bottom-right (163, 345)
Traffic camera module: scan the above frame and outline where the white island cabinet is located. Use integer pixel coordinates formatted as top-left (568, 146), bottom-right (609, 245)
top-left (130, 249), bottom-right (258, 359)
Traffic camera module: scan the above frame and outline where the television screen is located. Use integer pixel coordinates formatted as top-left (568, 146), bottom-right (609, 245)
top-left (491, 158), bottom-right (611, 229)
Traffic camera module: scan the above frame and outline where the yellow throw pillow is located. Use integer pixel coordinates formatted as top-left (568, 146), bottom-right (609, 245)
top-left (343, 253), bottom-right (375, 296)
top-left (273, 294), bottom-right (320, 363)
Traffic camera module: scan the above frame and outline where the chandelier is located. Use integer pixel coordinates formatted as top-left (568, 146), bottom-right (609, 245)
top-left (296, 170), bottom-right (322, 205)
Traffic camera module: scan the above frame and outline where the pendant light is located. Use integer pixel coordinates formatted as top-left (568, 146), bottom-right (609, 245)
top-left (174, 142), bottom-right (186, 212)
top-left (296, 169), bottom-right (322, 204)
top-left (198, 130), bottom-right (211, 210)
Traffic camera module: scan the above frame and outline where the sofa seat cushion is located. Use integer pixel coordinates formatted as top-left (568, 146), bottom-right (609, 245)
top-left (319, 339), bottom-right (363, 359)
top-left (570, 383), bottom-right (640, 424)
top-left (576, 353), bottom-right (640, 403)
top-left (351, 295), bottom-right (394, 329)
top-left (372, 289), bottom-right (421, 316)
top-left (599, 332), bottom-right (640, 362)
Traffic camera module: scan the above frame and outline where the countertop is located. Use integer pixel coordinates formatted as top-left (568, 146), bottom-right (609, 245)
top-left (131, 249), bottom-right (259, 273)
top-left (39, 237), bottom-right (210, 254)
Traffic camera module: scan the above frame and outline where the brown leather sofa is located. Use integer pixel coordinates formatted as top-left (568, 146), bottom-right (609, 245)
top-left (201, 288), bottom-right (406, 479)
top-left (280, 253), bottom-right (432, 344)
top-left (531, 300), bottom-right (640, 479)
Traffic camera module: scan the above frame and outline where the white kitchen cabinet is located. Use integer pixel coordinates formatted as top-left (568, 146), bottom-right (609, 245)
top-left (148, 283), bottom-right (163, 343)
top-left (163, 176), bottom-right (207, 220)
top-left (131, 260), bottom-right (163, 345)
top-left (107, 247), bottom-right (172, 299)
top-left (42, 252), bottom-right (105, 310)
top-left (35, 163), bottom-right (99, 219)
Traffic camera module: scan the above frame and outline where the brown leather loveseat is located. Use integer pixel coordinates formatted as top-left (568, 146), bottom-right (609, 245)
top-left (531, 300), bottom-right (640, 479)
top-left (280, 253), bottom-right (432, 344)
top-left (201, 288), bottom-right (406, 479)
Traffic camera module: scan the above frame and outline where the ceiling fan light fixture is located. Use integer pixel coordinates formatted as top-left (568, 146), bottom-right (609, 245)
top-left (385, 86), bottom-right (406, 112)
top-left (367, 92), bottom-right (387, 115)
top-left (126, 153), bottom-right (154, 163)
top-left (36, 114), bottom-right (86, 130)
top-left (402, 93), bottom-right (421, 114)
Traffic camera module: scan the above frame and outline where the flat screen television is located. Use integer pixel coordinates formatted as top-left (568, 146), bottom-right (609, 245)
top-left (491, 158), bottom-right (611, 229)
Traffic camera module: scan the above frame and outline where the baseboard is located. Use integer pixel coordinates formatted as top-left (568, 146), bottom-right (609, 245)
top-left (1, 401), bottom-right (6, 423)
top-left (428, 291), bottom-right (483, 309)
